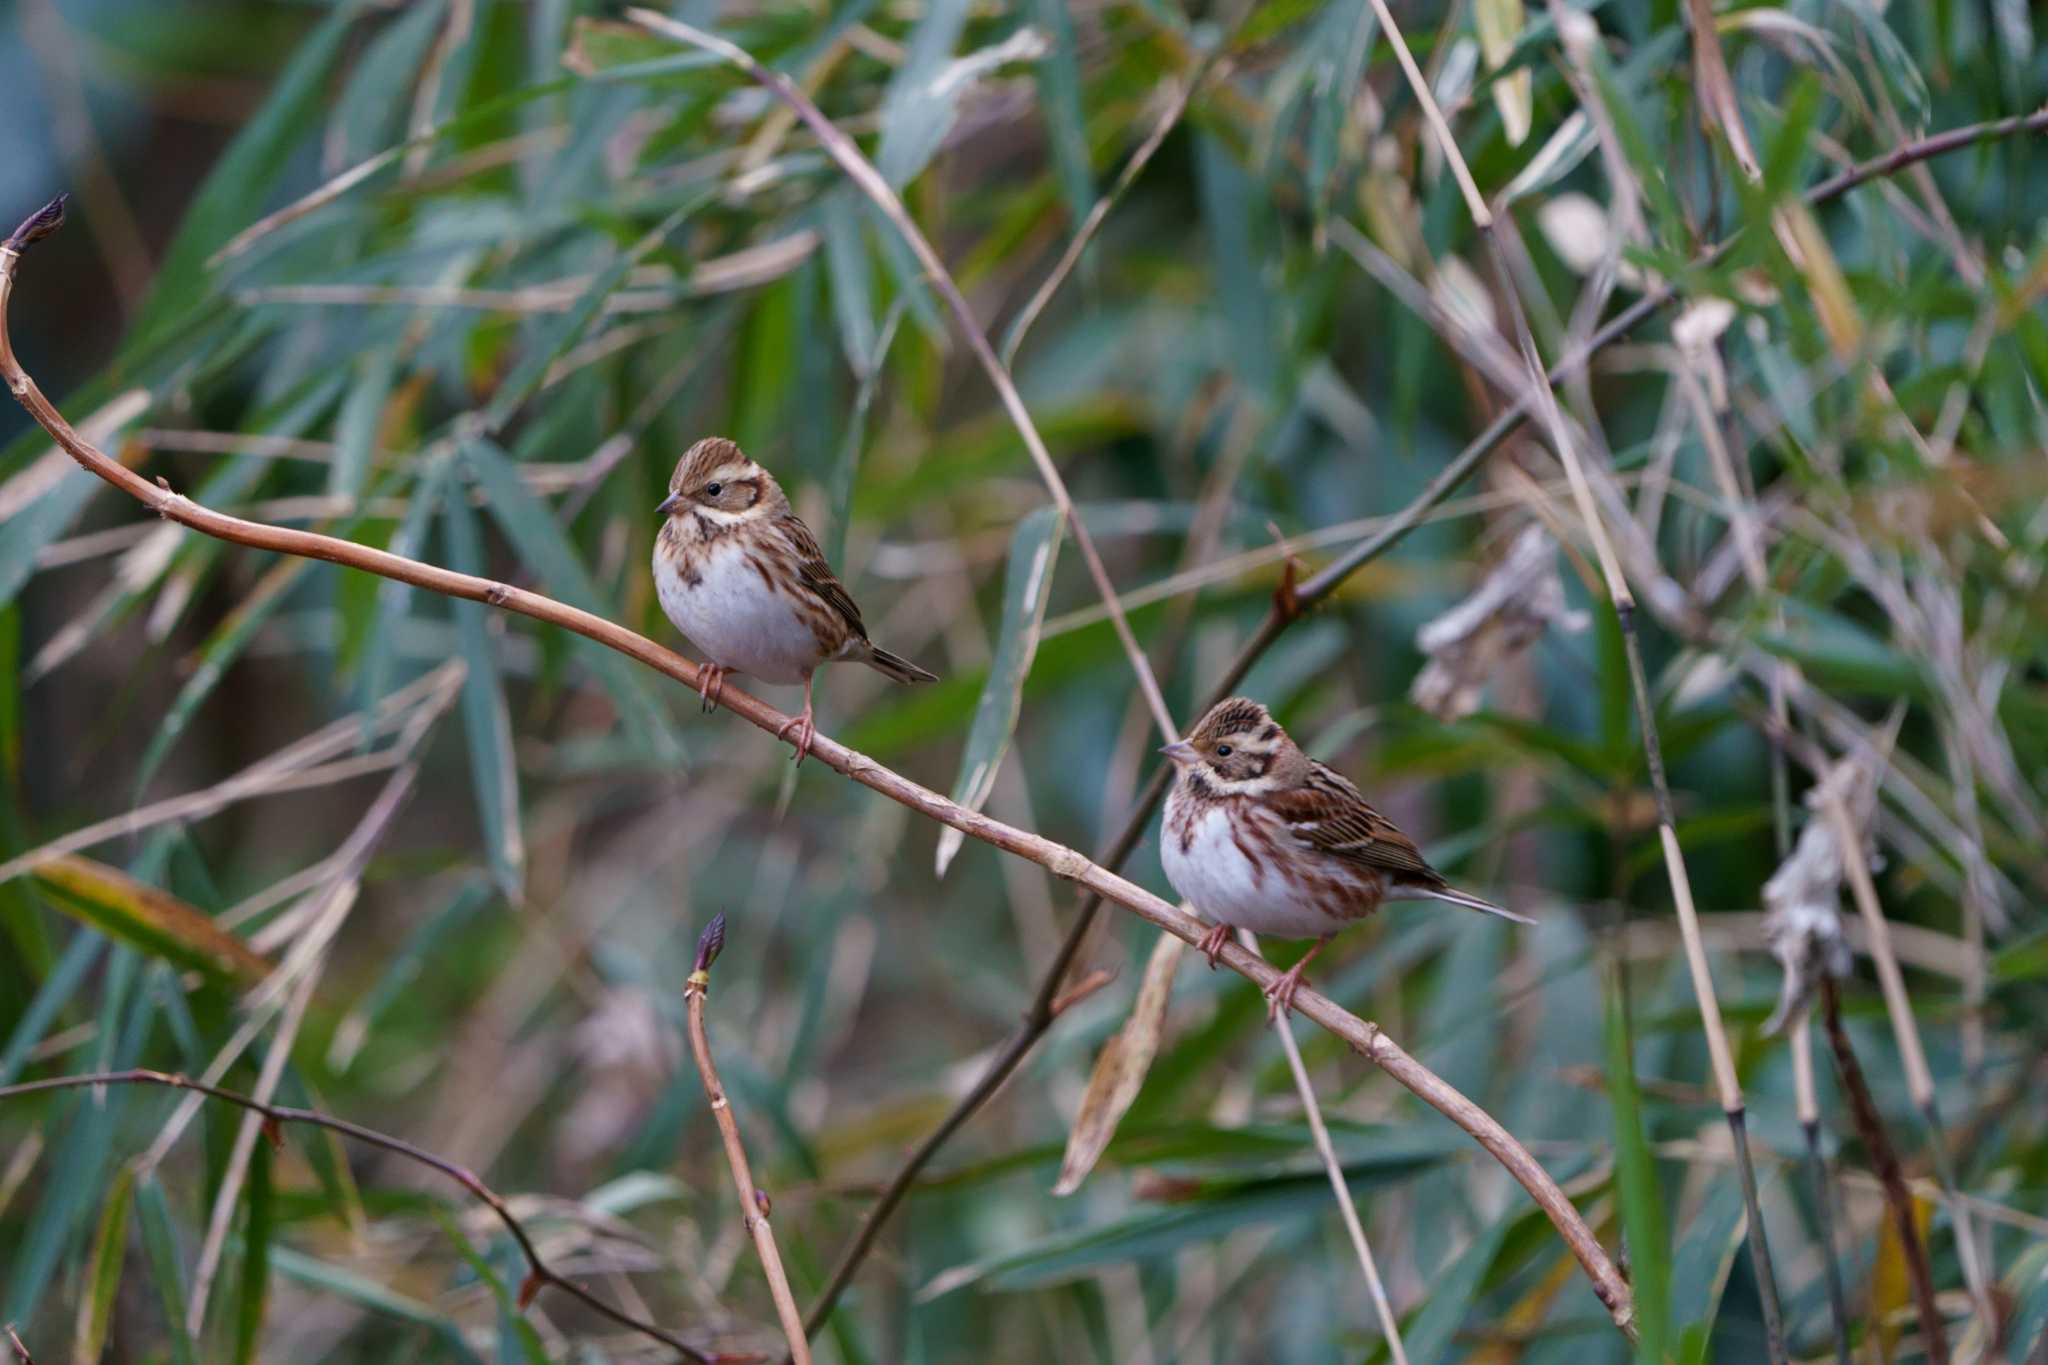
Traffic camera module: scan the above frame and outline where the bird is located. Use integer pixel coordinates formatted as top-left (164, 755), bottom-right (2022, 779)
top-left (651, 436), bottom-right (936, 762)
top-left (1160, 696), bottom-right (1530, 1017)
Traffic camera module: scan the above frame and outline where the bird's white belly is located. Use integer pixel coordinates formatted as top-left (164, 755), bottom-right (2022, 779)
top-left (654, 539), bottom-right (821, 685)
top-left (1162, 803), bottom-right (1340, 940)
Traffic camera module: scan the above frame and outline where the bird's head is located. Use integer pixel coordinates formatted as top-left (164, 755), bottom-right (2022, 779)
top-left (1160, 696), bottom-right (1304, 793)
top-left (658, 437), bottom-right (783, 524)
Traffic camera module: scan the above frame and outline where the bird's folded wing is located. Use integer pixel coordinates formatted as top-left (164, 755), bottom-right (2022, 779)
top-left (1268, 765), bottom-right (1443, 883)
top-left (777, 513), bottom-right (869, 638)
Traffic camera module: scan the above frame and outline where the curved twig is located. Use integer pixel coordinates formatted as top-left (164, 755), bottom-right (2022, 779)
top-left (0, 201), bottom-right (1632, 1335)
top-left (0, 1070), bottom-right (728, 1362)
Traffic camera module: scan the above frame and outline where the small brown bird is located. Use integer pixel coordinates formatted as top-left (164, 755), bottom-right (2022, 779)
top-left (1161, 697), bottom-right (1529, 1016)
top-left (652, 437), bottom-right (936, 762)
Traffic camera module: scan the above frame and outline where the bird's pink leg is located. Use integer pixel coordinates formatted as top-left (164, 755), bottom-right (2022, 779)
top-left (696, 662), bottom-right (729, 713)
top-left (775, 673), bottom-right (817, 765)
top-left (1197, 921), bottom-right (1233, 970)
top-left (1265, 936), bottom-right (1331, 1020)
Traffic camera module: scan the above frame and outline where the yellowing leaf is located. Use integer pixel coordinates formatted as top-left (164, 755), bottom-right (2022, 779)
top-left (1475, 0), bottom-right (1530, 145)
top-left (1051, 931), bottom-right (1185, 1196)
top-left (29, 855), bottom-right (272, 986)
top-left (1872, 1191), bottom-right (1933, 1363)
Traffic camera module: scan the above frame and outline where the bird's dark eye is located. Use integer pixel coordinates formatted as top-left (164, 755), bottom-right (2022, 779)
top-left (1215, 743), bottom-right (1233, 757)
top-left (705, 482), bottom-right (723, 497)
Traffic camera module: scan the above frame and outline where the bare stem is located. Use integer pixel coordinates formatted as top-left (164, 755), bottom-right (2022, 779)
top-left (683, 916), bottom-right (811, 1364)
top-left (1257, 931), bottom-right (1408, 1364)
top-left (0, 1070), bottom-right (720, 1362)
top-left (1819, 979), bottom-right (1947, 1363)
top-left (625, 8), bottom-right (1178, 746)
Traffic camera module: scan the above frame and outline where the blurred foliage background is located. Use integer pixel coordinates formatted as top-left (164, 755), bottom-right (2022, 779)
top-left (1, 0), bottom-right (2045, 1360)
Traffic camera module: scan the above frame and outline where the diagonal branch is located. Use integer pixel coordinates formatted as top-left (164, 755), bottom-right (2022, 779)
top-left (623, 9), bottom-right (1179, 746)
top-left (0, 1070), bottom-right (729, 1362)
top-left (0, 199), bottom-right (1632, 1337)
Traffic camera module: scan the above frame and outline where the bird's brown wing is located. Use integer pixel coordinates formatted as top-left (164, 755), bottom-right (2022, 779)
top-left (1265, 763), bottom-right (1444, 886)
top-left (775, 513), bottom-right (869, 640)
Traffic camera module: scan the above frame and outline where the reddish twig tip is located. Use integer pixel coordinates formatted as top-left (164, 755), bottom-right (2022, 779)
top-left (4, 197), bottom-right (67, 255)
top-left (517, 1270), bottom-right (542, 1312)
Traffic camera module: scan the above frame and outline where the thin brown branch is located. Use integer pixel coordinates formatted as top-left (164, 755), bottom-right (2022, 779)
top-left (1819, 980), bottom-right (1948, 1363)
top-left (624, 9), bottom-right (1179, 748)
top-left (683, 916), bottom-right (811, 1365)
top-left (0, 1070), bottom-right (727, 1362)
top-left (0, 202), bottom-right (1633, 1339)
top-left (4, 1324), bottom-right (29, 1365)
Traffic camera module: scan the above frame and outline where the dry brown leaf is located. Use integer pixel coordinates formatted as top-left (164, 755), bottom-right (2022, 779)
top-left (30, 853), bottom-right (273, 985)
top-left (1051, 931), bottom-right (1185, 1196)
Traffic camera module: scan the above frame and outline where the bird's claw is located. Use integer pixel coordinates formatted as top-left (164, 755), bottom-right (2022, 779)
top-left (775, 710), bottom-right (816, 766)
top-left (1197, 922), bottom-right (1231, 971)
top-left (1263, 964), bottom-right (1310, 1020)
top-left (697, 664), bottom-right (728, 713)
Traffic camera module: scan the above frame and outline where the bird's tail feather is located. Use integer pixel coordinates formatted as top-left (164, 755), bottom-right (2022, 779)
top-left (1416, 885), bottom-right (1534, 925)
top-left (861, 644), bottom-right (937, 685)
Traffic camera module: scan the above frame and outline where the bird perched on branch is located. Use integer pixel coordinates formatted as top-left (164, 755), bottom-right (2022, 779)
top-left (652, 437), bottom-right (936, 762)
top-left (1161, 696), bottom-right (1530, 1016)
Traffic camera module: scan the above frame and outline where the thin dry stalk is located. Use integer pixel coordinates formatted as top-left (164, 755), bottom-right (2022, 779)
top-left (1818, 979), bottom-right (1946, 1363)
top-left (1822, 796), bottom-right (1995, 1331)
top-left (682, 917), bottom-right (811, 1365)
top-left (1256, 931), bottom-right (1407, 1365)
top-left (0, 1071), bottom-right (719, 1361)
top-left (0, 202), bottom-right (1633, 1337)
top-left (3, 1324), bottom-right (27, 1364)
top-left (1791, 1010), bottom-right (1853, 1365)
top-left (624, 9), bottom-right (1178, 747)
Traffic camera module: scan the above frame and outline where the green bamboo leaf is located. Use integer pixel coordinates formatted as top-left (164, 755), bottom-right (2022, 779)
top-left (1669, 1173), bottom-right (1747, 1365)
top-left (0, 933), bottom-right (105, 1087)
top-left (269, 1247), bottom-right (477, 1350)
top-left (920, 1150), bottom-right (1449, 1298)
top-left (74, 1158), bottom-right (137, 1365)
top-left (328, 0), bottom-right (450, 165)
top-left (1307, 0), bottom-right (1379, 231)
top-left (875, 0), bottom-right (974, 189)
top-left (442, 491), bottom-right (526, 900)
top-left (460, 439), bottom-right (682, 765)
top-left (27, 856), bottom-right (272, 985)
top-left (329, 345), bottom-right (398, 500)
top-left (357, 452), bottom-right (455, 730)
top-left (3, 1091), bottom-right (118, 1326)
top-left (1031, 0), bottom-right (1094, 227)
top-left (935, 504), bottom-right (1063, 877)
top-left (328, 875), bottom-right (492, 1069)
top-left (137, 1174), bottom-right (199, 1365)
top-left (820, 189), bottom-right (878, 373)
top-left (1399, 1210), bottom-right (1511, 1365)
top-left (1606, 965), bottom-right (1670, 1361)
top-left (233, 1140), bottom-right (274, 1365)
top-left (134, 1), bottom-right (367, 341)
top-left (135, 557), bottom-right (313, 791)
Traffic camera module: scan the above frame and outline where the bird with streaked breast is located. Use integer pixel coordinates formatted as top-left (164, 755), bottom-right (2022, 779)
top-left (652, 436), bottom-right (935, 763)
top-left (1160, 696), bottom-right (1530, 1016)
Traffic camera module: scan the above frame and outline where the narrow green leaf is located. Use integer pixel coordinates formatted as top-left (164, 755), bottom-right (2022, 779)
top-left (936, 504), bottom-right (1064, 876)
top-left (330, 346), bottom-right (398, 500)
top-left (3, 1092), bottom-right (117, 1326)
top-left (1399, 1210), bottom-right (1511, 1365)
top-left (328, 0), bottom-right (451, 165)
top-left (1031, 0), bottom-right (1094, 227)
top-left (442, 490), bottom-right (525, 900)
top-left (875, 0), bottom-right (974, 188)
top-left (233, 1140), bottom-right (274, 1365)
top-left (1606, 965), bottom-right (1670, 1361)
top-left (137, 1174), bottom-right (199, 1365)
top-left (0, 932), bottom-right (104, 1088)
top-left (75, 1163), bottom-right (137, 1365)
top-left (1669, 1173), bottom-right (1747, 1365)
top-left (820, 189), bottom-right (878, 373)
top-left (134, 1), bottom-right (367, 341)
top-left (357, 452), bottom-right (454, 727)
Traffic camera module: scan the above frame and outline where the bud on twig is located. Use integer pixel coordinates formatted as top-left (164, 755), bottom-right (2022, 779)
top-left (3, 196), bottom-right (67, 256)
top-left (694, 912), bottom-right (727, 976)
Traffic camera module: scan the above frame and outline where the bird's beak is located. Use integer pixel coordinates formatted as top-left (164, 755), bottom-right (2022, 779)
top-left (655, 492), bottom-right (682, 516)
top-left (1159, 740), bottom-right (1197, 765)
